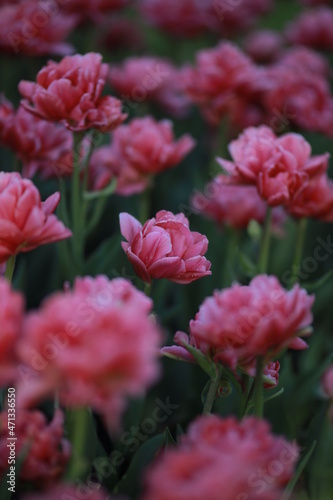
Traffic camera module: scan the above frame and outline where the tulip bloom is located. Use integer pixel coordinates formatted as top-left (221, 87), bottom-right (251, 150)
top-left (0, 172), bottom-right (71, 264)
top-left (120, 211), bottom-right (211, 284)
top-left (19, 52), bottom-right (127, 132)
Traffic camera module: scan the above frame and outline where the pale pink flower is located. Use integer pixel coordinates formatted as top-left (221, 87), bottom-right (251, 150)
top-left (0, 99), bottom-right (73, 179)
top-left (0, 277), bottom-right (24, 386)
top-left (218, 125), bottom-right (329, 206)
top-left (0, 0), bottom-right (78, 56)
top-left (0, 409), bottom-right (70, 488)
top-left (19, 52), bottom-right (126, 132)
top-left (18, 277), bottom-right (161, 429)
top-left (120, 211), bottom-right (211, 284)
top-left (143, 414), bottom-right (299, 500)
top-left (90, 117), bottom-right (195, 195)
top-left (0, 172), bottom-right (71, 264)
top-left (109, 56), bottom-right (190, 117)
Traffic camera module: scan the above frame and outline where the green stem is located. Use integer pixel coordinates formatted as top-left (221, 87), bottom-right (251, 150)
top-left (71, 132), bottom-right (84, 273)
top-left (254, 356), bottom-right (264, 418)
top-left (4, 255), bottom-right (16, 283)
top-left (144, 282), bottom-right (152, 297)
top-left (139, 186), bottom-right (151, 224)
top-left (258, 207), bottom-right (272, 274)
top-left (66, 408), bottom-right (90, 480)
top-left (222, 227), bottom-right (239, 287)
top-left (239, 375), bottom-right (254, 418)
top-left (203, 365), bottom-right (223, 415)
top-left (290, 217), bottom-right (308, 286)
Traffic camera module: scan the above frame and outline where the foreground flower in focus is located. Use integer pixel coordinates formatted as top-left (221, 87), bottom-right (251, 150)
top-left (0, 99), bottom-right (73, 179)
top-left (0, 409), bottom-right (70, 488)
top-left (90, 117), bottom-right (195, 195)
top-left (218, 125), bottom-right (329, 206)
top-left (0, 172), bottom-right (71, 264)
top-left (120, 211), bottom-right (211, 284)
top-left (286, 174), bottom-right (333, 222)
top-left (0, 277), bottom-right (24, 386)
top-left (143, 414), bottom-right (299, 500)
top-left (18, 277), bottom-right (162, 429)
top-left (163, 275), bottom-right (314, 370)
top-left (19, 52), bottom-right (126, 132)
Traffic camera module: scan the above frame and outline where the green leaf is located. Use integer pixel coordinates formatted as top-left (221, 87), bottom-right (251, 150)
top-left (283, 440), bottom-right (317, 500)
top-left (302, 269), bottom-right (333, 292)
top-left (85, 234), bottom-right (122, 274)
top-left (181, 342), bottom-right (217, 379)
top-left (83, 178), bottom-right (117, 201)
top-left (237, 250), bottom-right (257, 278)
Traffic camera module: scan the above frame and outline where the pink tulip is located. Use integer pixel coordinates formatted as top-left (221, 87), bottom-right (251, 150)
top-left (19, 52), bottom-right (126, 132)
top-left (0, 172), bottom-right (71, 264)
top-left (286, 174), bottom-right (333, 222)
top-left (120, 211), bottom-right (211, 284)
top-left (286, 7), bottom-right (333, 50)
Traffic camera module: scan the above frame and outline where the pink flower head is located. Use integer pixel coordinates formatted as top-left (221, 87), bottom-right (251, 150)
top-left (183, 41), bottom-right (265, 127)
top-left (286, 174), bottom-right (333, 222)
top-left (22, 485), bottom-right (121, 500)
top-left (218, 125), bottom-right (329, 206)
top-left (244, 29), bottom-right (284, 64)
top-left (19, 52), bottom-right (127, 132)
top-left (90, 117), bottom-right (195, 195)
top-left (0, 277), bottom-right (24, 386)
top-left (143, 414), bottom-right (299, 500)
top-left (18, 277), bottom-right (161, 429)
top-left (59, 0), bottom-right (129, 21)
top-left (191, 174), bottom-right (286, 230)
top-left (213, 0), bottom-right (273, 35)
top-left (321, 366), bottom-right (333, 399)
top-left (0, 172), bottom-right (71, 264)
top-left (0, 99), bottom-right (73, 179)
top-left (165, 275), bottom-right (314, 370)
top-left (0, 409), bottom-right (70, 488)
top-left (277, 46), bottom-right (329, 78)
top-left (120, 211), bottom-right (211, 284)
top-left (109, 56), bottom-right (190, 117)
top-left (286, 7), bottom-right (333, 50)
top-left (0, 0), bottom-right (78, 56)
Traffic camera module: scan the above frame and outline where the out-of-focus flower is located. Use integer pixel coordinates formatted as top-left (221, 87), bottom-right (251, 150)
top-left (286, 174), bottom-right (333, 221)
top-left (0, 99), bottom-right (73, 179)
top-left (19, 52), bottom-right (126, 132)
top-left (276, 46), bottom-right (329, 77)
top-left (59, 0), bottom-right (129, 22)
top-left (191, 174), bottom-right (286, 230)
top-left (120, 211), bottom-right (211, 284)
top-left (213, 0), bottom-right (274, 35)
top-left (0, 409), bottom-right (70, 488)
top-left (322, 366), bottom-right (333, 399)
top-left (0, 277), bottom-right (24, 386)
top-left (109, 56), bottom-right (190, 118)
top-left (286, 7), bottom-right (333, 50)
top-left (0, 0), bottom-right (78, 56)
top-left (22, 485), bottom-right (121, 500)
top-left (218, 125), bottom-right (329, 206)
top-left (244, 29), bottom-right (284, 64)
top-left (163, 275), bottom-right (314, 370)
top-left (99, 17), bottom-right (145, 52)
top-left (182, 41), bottom-right (266, 127)
top-left (143, 414), bottom-right (299, 500)
top-left (18, 277), bottom-right (161, 429)
top-left (0, 172), bottom-right (71, 264)
top-left (90, 117), bottom-right (195, 195)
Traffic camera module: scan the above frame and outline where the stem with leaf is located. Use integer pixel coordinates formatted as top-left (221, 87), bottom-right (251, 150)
top-left (258, 207), bottom-right (272, 274)
top-left (203, 365), bottom-right (223, 415)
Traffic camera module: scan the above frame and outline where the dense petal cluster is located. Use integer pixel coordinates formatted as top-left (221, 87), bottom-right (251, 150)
top-left (286, 7), bottom-right (333, 50)
top-left (90, 117), bottom-right (195, 195)
top-left (143, 414), bottom-right (299, 500)
top-left (286, 174), bottom-right (333, 221)
top-left (19, 52), bottom-right (127, 132)
top-left (0, 99), bottom-right (73, 179)
top-left (0, 409), bottom-right (70, 487)
top-left (109, 56), bottom-right (190, 117)
top-left (18, 277), bottom-right (162, 429)
top-left (218, 125), bottom-right (329, 206)
top-left (0, 172), bottom-right (71, 263)
top-left (0, 277), bottom-right (24, 386)
top-left (0, 0), bottom-right (78, 56)
top-left (120, 211), bottom-right (211, 284)
top-left (244, 29), bottom-right (284, 64)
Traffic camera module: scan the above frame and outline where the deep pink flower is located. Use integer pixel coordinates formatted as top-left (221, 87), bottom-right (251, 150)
top-left (109, 56), bottom-right (190, 117)
top-left (276, 47), bottom-right (329, 77)
top-left (0, 172), bottom-right (71, 264)
top-left (191, 174), bottom-right (286, 230)
top-left (0, 277), bottom-right (24, 386)
top-left (22, 485), bottom-right (121, 500)
top-left (90, 117), bottom-right (195, 195)
top-left (120, 211), bottom-right (211, 284)
top-left (286, 174), bottom-right (333, 222)
top-left (164, 275), bottom-right (314, 370)
top-left (19, 52), bottom-right (126, 132)
top-left (18, 277), bottom-right (161, 429)
top-left (0, 409), bottom-right (70, 488)
top-left (286, 7), bottom-right (333, 50)
top-left (218, 126), bottom-right (329, 206)
top-left (99, 17), bottom-right (145, 52)
top-left (244, 30), bottom-right (284, 64)
top-left (322, 366), bottom-right (333, 399)
top-left (143, 414), bottom-right (299, 500)
top-left (60, 0), bottom-right (129, 21)
top-left (0, 99), bottom-right (73, 179)
top-left (213, 0), bottom-right (273, 35)
top-left (0, 0), bottom-right (78, 56)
